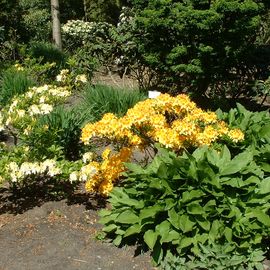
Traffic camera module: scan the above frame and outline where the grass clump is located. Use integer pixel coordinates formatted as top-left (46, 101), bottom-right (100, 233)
top-left (80, 84), bottom-right (147, 121)
top-left (0, 69), bottom-right (35, 106)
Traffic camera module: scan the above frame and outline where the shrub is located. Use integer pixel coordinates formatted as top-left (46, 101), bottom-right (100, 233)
top-left (100, 145), bottom-right (270, 266)
top-left (128, 0), bottom-right (270, 96)
top-left (0, 84), bottom-right (71, 144)
top-left (0, 68), bottom-right (35, 106)
top-left (27, 41), bottom-right (67, 66)
top-left (25, 106), bottom-right (93, 161)
top-left (79, 93), bottom-right (244, 195)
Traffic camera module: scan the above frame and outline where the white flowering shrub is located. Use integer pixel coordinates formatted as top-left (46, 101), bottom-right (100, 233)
top-left (0, 84), bottom-right (71, 137)
top-left (56, 68), bottom-right (88, 89)
top-left (62, 20), bottom-right (114, 47)
top-left (0, 143), bottom-right (83, 185)
top-left (0, 80), bottom-right (85, 187)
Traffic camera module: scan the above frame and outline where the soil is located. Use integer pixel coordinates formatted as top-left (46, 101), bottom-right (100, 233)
top-left (0, 184), bottom-right (155, 270)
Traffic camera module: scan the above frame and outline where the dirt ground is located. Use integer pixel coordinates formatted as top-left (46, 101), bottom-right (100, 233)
top-left (0, 184), bottom-right (155, 270)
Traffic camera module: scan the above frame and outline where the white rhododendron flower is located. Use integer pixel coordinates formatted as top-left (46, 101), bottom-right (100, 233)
top-left (82, 152), bottom-right (94, 163)
top-left (75, 74), bottom-right (87, 83)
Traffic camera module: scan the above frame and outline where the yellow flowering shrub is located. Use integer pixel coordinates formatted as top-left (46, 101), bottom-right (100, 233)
top-left (81, 93), bottom-right (244, 149)
top-left (71, 147), bottom-right (132, 196)
top-left (79, 93), bottom-right (244, 196)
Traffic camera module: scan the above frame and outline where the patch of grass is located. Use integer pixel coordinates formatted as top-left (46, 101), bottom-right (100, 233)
top-left (0, 69), bottom-right (35, 106)
top-left (80, 84), bottom-right (147, 121)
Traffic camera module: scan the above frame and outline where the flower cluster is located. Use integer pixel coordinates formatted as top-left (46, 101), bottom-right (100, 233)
top-left (62, 20), bottom-right (113, 43)
top-left (0, 84), bottom-right (71, 134)
top-left (56, 69), bottom-right (87, 86)
top-left (79, 94), bottom-right (245, 195)
top-left (81, 93), bottom-right (244, 149)
top-left (70, 148), bottom-right (132, 196)
top-left (7, 159), bottom-right (61, 183)
top-left (14, 63), bottom-right (24, 71)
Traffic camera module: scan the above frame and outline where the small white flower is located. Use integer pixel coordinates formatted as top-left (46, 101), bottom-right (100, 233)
top-left (69, 172), bottom-right (78, 182)
top-left (17, 110), bottom-right (26, 117)
top-left (75, 74), bottom-right (87, 83)
top-left (39, 104), bottom-right (53, 115)
top-left (56, 74), bottom-right (62, 82)
top-left (29, 104), bottom-right (40, 115)
top-left (82, 152), bottom-right (94, 163)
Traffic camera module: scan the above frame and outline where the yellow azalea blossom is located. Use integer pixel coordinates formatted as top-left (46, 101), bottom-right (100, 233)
top-left (80, 93), bottom-right (245, 195)
top-left (227, 129), bottom-right (245, 143)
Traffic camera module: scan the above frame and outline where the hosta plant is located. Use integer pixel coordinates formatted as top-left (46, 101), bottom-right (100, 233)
top-left (100, 146), bottom-right (270, 266)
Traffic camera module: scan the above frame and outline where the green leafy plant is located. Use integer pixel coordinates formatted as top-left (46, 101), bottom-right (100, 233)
top-left (216, 104), bottom-right (270, 179)
top-left (23, 106), bottom-right (93, 161)
top-left (0, 68), bottom-right (35, 106)
top-left (124, 0), bottom-right (270, 96)
top-left (100, 145), bottom-right (270, 266)
top-left (27, 41), bottom-right (67, 66)
top-left (161, 246), bottom-right (266, 270)
top-left (80, 84), bottom-right (147, 121)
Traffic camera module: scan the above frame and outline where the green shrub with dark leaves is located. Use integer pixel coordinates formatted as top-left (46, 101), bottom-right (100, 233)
top-left (100, 144), bottom-right (270, 267)
top-left (128, 0), bottom-right (270, 96)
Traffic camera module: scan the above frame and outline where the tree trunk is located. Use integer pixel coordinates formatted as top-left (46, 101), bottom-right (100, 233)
top-left (51, 0), bottom-right (62, 50)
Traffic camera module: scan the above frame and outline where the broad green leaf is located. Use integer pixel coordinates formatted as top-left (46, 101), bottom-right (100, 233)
top-left (164, 198), bottom-right (177, 210)
top-left (187, 203), bottom-right (204, 215)
top-left (168, 208), bottom-right (180, 230)
top-left (219, 145), bottom-right (231, 166)
top-left (115, 228), bottom-right (125, 235)
top-left (258, 177), bottom-right (270, 194)
top-left (157, 162), bottom-right (168, 178)
top-left (102, 224), bottom-right (118, 233)
top-left (99, 209), bottom-right (111, 217)
top-left (249, 209), bottom-right (270, 226)
top-left (192, 147), bottom-right (207, 162)
top-left (224, 227), bottom-right (232, 242)
top-left (156, 220), bottom-right (170, 236)
top-left (161, 229), bottom-right (180, 243)
top-left (188, 160), bottom-right (198, 180)
top-left (260, 163), bottom-right (270, 173)
top-left (124, 224), bottom-right (141, 238)
top-left (116, 210), bottom-right (139, 224)
top-left (113, 235), bottom-right (122, 246)
top-left (220, 151), bottom-right (253, 176)
top-left (144, 230), bottom-right (158, 250)
top-left (140, 205), bottom-right (163, 220)
top-left (182, 190), bottom-right (204, 204)
top-left (203, 200), bottom-right (216, 212)
top-left (259, 124), bottom-right (270, 138)
top-left (125, 162), bottom-right (144, 174)
top-left (222, 177), bottom-right (244, 188)
top-left (244, 176), bottom-right (260, 185)
top-left (178, 214), bottom-right (196, 233)
top-left (209, 220), bottom-right (222, 242)
top-left (195, 233), bottom-right (208, 244)
top-left (196, 218), bottom-right (210, 231)
top-left (121, 197), bottom-right (145, 208)
top-left (99, 213), bottom-right (119, 224)
top-left (206, 149), bottom-right (220, 167)
top-left (179, 237), bottom-right (193, 249)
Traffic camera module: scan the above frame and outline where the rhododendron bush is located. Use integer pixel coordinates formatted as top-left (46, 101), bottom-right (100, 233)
top-left (78, 93), bottom-right (244, 195)
top-left (0, 70), bottom-right (85, 186)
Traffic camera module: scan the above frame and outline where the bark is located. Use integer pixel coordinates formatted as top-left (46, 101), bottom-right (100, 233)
top-left (51, 0), bottom-right (62, 50)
